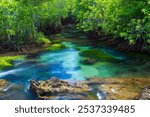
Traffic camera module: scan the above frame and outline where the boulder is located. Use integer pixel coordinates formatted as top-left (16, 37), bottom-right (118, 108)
top-left (30, 77), bottom-right (89, 99)
top-left (140, 87), bottom-right (150, 100)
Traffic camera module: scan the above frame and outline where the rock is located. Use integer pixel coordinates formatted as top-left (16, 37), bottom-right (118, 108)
top-left (0, 79), bottom-right (10, 97)
top-left (0, 79), bottom-right (9, 90)
top-left (30, 77), bottom-right (89, 99)
top-left (86, 78), bottom-right (150, 100)
top-left (140, 87), bottom-right (150, 100)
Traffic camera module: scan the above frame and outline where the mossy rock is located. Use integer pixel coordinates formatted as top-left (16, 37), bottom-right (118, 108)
top-left (0, 56), bottom-right (24, 70)
top-left (80, 49), bottom-right (119, 61)
top-left (45, 44), bottom-right (66, 51)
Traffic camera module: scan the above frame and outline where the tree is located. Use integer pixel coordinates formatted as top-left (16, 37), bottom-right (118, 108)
top-left (0, 0), bottom-right (71, 51)
top-left (72, 0), bottom-right (150, 50)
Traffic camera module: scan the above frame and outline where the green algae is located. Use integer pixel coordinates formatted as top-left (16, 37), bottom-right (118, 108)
top-left (86, 91), bottom-right (98, 100)
top-left (80, 49), bottom-right (120, 62)
top-left (51, 39), bottom-right (62, 44)
top-left (39, 37), bottom-right (52, 45)
top-left (0, 56), bottom-right (25, 70)
top-left (55, 34), bottom-right (62, 37)
top-left (45, 44), bottom-right (66, 51)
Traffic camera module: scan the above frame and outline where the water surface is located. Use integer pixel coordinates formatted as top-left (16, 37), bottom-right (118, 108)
top-left (0, 38), bottom-right (150, 100)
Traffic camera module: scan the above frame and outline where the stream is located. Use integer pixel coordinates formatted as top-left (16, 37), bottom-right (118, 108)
top-left (0, 32), bottom-right (150, 100)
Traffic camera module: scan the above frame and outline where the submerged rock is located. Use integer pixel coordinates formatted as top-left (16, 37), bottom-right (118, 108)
top-left (140, 87), bottom-right (150, 100)
top-left (30, 77), bottom-right (89, 99)
top-left (80, 49), bottom-right (120, 62)
top-left (86, 78), bottom-right (150, 100)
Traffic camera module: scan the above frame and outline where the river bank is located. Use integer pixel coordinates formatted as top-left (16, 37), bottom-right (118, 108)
top-left (0, 32), bottom-right (150, 100)
top-left (86, 77), bottom-right (150, 100)
top-left (1, 77), bottom-right (149, 100)
top-left (29, 77), bottom-right (150, 100)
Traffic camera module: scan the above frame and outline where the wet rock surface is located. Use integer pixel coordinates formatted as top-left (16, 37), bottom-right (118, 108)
top-left (0, 79), bottom-right (9, 90)
top-left (30, 77), bottom-right (90, 99)
top-left (0, 79), bottom-right (10, 96)
top-left (140, 87), bottom-right (150, 100)
top-left (86, 78), bottom-right (150, 100)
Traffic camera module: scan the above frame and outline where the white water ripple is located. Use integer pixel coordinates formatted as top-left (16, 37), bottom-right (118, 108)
top-left (0, 68), bottom-right (25, 78)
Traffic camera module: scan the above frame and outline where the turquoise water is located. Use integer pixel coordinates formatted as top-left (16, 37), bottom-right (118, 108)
top-left (0, 38), bottom-right (150, 99)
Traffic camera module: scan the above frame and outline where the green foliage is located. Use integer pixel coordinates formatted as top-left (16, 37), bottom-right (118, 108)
top-left (0, 0), bottom-right (71, 50)
top-left (0, 55), bottom-right (24, 70)
top-left (35, 32), bottom-right (52, 45)
top-left (51, 39), bottom-right (62, 44)
top-left (1, 0), bottom-right (149, 50)
top-left (72, 0), bottom-right (150, 47)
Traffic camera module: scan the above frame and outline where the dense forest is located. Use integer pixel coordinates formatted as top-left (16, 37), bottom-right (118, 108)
top-left (0, 0), bottom-right (150, 52)
top-left (0, 0), bottom-right (71, 51)
top-left (0, 0), bottom-right (150, 100)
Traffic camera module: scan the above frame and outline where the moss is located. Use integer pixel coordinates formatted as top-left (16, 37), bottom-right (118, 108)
top-left (45, 44), bottom-right (66, 51)
top-left (86, 91), bottom-right (98, 100)
top-left (0, 55), bottom-right (24, 70)
top-left (39, 38), bottom-right (52, 44)
top-left (55, 34), bottom-right (62, 37)
top-left (80, 49), bottom-right (119, 61)
top-left (51, 39), bottom-right (62, 44)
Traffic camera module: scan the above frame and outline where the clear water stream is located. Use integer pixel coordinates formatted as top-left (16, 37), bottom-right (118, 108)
top-left (0, 36), bottom-right (150, 100)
